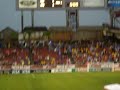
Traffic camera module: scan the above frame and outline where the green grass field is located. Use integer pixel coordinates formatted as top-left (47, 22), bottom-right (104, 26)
top-left (0, 72), bottom-right (120, 90)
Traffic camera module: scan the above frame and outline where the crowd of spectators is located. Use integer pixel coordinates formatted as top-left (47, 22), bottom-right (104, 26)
top-left (0, 48), bottom-right (30, 65)
top-left (0, 40), bottom-right (120, 67)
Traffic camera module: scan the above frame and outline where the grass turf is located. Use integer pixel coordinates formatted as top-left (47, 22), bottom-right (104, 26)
top-left (0, 72), bottom-right (120, 90)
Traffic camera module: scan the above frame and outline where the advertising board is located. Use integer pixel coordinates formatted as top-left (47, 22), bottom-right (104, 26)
top-left (18, 0), bottom-right (38, 9)
top-left (108, 0), bottom-right (120, 7)
top-left (82, 0), bottom-right (105, 7)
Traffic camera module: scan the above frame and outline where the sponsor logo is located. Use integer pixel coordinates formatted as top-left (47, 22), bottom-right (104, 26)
top-left (20, 0), bottom-right (36, 6)
top-left (76, 67), bottom-right (87, 72)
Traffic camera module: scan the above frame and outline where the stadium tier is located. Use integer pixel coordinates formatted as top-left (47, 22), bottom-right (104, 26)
top-left (0, 40), bottom-right (120, 73)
